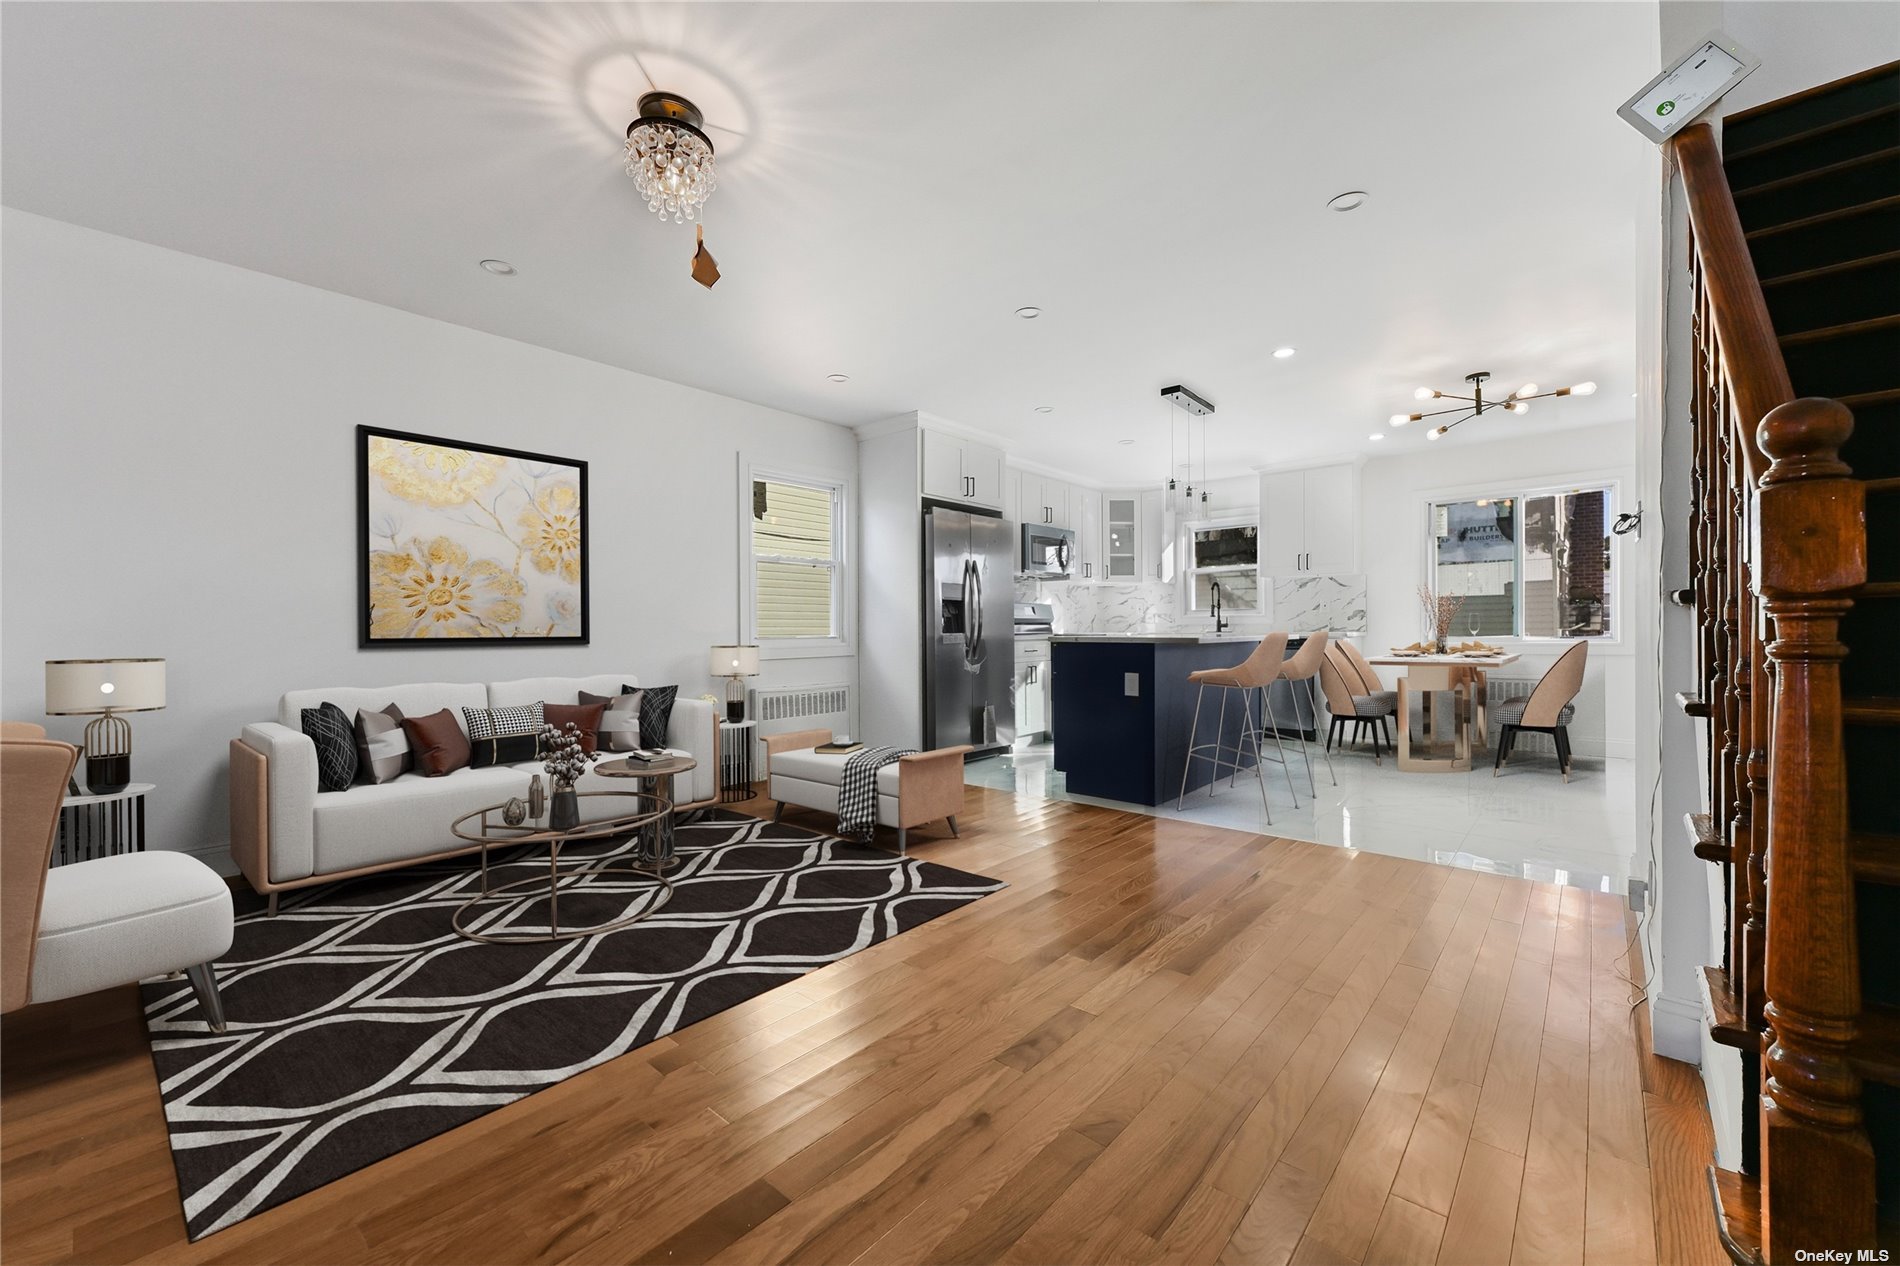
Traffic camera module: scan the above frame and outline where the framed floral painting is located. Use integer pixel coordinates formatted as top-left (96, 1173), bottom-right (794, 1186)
top-left (357, 426), bottom-right (588, 645)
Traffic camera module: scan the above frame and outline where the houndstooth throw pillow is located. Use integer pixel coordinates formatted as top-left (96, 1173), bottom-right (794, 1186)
top-left (462, 702), bottom-right (544, 742)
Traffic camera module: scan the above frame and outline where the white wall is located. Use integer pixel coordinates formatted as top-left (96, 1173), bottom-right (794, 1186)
top-left (1, 210), bottom-right (859, 869)
top-left (1359, 420), bottom-right (1642, 762)
top-left (1704, 0), bottom-right (1900, 113)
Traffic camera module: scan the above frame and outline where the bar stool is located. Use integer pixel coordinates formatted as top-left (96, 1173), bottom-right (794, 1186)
top-left (1176, 632), bottom-right (1298, 820)
top-left (1263, 631), bottom-right (1335, 795)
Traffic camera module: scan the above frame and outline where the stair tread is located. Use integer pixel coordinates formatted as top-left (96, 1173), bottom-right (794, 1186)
top-left (1677, 690), bottom-right (1711, 719)
top-left (1778, 312), bottom-right (1900, 347)
top-left (1724, 101), bottom-right (1900, 166)
top-left (1687, 811), bottom-right (1728, 863)
top-left (1706, 1166), bottom-right (1764, 1266)
top-left (1851, 1002), bottom-right (1900, 1087)
top-left (1761, 247), bottom-right (1900, 287)
top-left (1855, 831), bottom-right (1900, 884)
top-left (1866, 581), bottom-right (1900, 598)
top-left (1701, 964), bottom-right (1754, 1051)
top-left (1867, 479), bottom-right (1900, 495)
top-left (1845, 696), bottom-right (1900, 725)
top-left (1841, 387), bottom-right (1900, 408)
top-left (1743, 193), bottom-right (1900, 240)
top-left (1734, 144), bottom-right (1900, 199)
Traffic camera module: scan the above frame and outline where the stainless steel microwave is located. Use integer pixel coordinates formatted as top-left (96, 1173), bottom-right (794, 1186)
top-left (1021, 522), bottom-right (1075, 579)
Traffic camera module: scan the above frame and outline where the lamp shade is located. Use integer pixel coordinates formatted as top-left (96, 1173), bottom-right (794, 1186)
top-left (708, 644), bottom-right (760, 677)
top-left (45, 658), bottom-right (166, 715)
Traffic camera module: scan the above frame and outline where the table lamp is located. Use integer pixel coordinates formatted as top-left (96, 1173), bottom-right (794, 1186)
top-left (707, 644), bottom-right (759, 723)
top-left (45, 658), bottom-right (166, 793)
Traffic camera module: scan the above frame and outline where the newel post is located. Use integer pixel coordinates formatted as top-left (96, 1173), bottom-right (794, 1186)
top-left (1751, 397), bottom-right (1874, 1258)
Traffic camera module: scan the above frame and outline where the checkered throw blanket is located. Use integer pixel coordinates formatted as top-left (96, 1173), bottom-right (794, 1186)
top-left (838, 745), bottom-right (914, 840)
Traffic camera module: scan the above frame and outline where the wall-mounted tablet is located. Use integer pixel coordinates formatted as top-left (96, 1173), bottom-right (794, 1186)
top-left (1618, 33), bottom-right (1761, 144)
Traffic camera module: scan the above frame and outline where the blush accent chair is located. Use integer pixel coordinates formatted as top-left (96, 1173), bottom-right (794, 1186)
top-left (3, 725), bottom-right (232, 1031)
top-left (1494, 642), bottom-right (1589, 781)
top-left (1318, 643), bottom-right (1398, 763)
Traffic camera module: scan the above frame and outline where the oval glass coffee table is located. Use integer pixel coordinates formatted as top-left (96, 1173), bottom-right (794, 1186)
top-left (595, 755), bottom-right (698, 873)
top-left (449, 789), bottom-right (673, 944)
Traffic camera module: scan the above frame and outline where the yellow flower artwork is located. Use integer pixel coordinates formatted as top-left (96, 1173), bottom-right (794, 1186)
top-left (359, 428), bottom-right (587, 644)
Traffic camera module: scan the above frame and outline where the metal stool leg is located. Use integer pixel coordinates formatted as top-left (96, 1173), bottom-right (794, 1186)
top-left (1177, 682), bottom-right (1206, 810)
top-left (1238, 684), bottom-right (1273, 825)
top-left (1259, 687), bottom-right (1300, 807)
top-left (1309, 678), bottom-right (1337, 786)
top-left (1211, 688), bottom-right (1229, 801)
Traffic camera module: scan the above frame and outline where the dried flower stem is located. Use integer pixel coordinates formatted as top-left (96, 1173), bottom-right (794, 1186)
top-left (1417, 586), bottom-right (1467, 641)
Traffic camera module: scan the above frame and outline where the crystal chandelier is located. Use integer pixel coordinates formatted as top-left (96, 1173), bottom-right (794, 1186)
top-left (624, 92), bottom-right (717, 224)
top-left (1388, 370), bottom-right (1596, 440)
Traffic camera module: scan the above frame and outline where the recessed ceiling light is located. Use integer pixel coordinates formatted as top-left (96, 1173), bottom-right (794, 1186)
top-left (1014, 306), bottom-right (1042, 319)
top-left (1368, 433), bottom-right (1385, 442)
top-left (826, 373), bottom-right (850, 383)
top-left (1326, 191), bottom-right (1368, 212)
top-left (1034, 406), bottom-right (1054, 414)
top-left (1118, 439), bottom-right (1136, 446)
top-left (1272, 347), bottom-right (1296, 359)
top-left (478, 259), bottom-right (516, 276)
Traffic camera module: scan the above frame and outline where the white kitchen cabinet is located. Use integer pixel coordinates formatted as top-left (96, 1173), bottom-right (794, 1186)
top-left (1072, 490), bottom-right (1102, 581)
top-left (922, 428), bottom-right (1005, 509)
top-left (1258, 463), bottom-right (1359, 575)
top-left (1015, 638), bottom-right (1052, 739)
top-left (1140, 489), bottom-right (1170, 581)
top-left (1018, 473), bottom-right (1070, 528)
top-left (1103, 495), bottom-right (1139, 580)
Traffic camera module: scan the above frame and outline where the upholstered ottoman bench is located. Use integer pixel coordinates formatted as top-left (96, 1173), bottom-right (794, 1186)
top-left (762, 730), bottom-right (970, 854)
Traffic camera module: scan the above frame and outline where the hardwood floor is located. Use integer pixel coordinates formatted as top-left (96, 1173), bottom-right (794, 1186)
top-left (0, 785), bottom-right (1727, 1265)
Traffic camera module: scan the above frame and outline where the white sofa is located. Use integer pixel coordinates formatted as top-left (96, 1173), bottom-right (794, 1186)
top-left (230, 675), bottom-right (717, 910)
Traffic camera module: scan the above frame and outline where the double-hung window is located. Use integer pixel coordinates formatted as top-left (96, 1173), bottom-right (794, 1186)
top-left (749, 474), bottom-right (845, 650)
top-left (1427, 484), bottom-right (1615, 639)
top-left (1184, 520), bottom-right (1260, 614)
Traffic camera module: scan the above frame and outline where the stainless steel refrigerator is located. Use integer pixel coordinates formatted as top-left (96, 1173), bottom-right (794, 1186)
top-left (924, 506), bottom-right (1016, 757)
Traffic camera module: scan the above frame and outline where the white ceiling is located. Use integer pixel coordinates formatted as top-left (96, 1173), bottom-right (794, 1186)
top-left (2, 1), bottom-right (1655, 485)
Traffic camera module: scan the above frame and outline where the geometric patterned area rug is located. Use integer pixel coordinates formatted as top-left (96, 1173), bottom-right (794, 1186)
top-left (138, 810), bottom-right (1003, 1240)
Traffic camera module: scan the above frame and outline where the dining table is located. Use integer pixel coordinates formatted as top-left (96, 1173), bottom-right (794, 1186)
top-left (1366, 650), bottom-right (1522, 773)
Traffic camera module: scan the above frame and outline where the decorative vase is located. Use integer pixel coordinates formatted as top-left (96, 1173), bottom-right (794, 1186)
top-left (549, 784), bottom-right (580, 831)
top-left (1435, 634), bottom-right (1448, 655)
top-left (502, 797), bottom-right (528, 827)
top-left (528, 774), bottom-right (546, 819)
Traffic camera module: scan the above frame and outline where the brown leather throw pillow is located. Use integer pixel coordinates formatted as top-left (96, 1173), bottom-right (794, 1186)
top-left (544, 701), bottom-right (607, 754)
top-left (402, 708), bottom-right (471, 777)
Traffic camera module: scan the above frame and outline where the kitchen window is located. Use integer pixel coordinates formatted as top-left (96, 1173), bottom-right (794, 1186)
top-left (1185, 521), bottom-right (1260, 614)
top-left (1427, 484), bottom-right (1614, 639)
top-left (748, 472), bottom-right (848, 653)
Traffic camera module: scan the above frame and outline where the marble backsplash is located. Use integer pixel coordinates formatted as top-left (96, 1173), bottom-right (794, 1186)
top-left (1017, 572), bottom-right (1368, 635)
top-left (1273, 574), bottom-right (1368, 633)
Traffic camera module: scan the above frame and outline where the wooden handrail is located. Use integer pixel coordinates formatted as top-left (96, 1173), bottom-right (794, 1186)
top-left (1673, 124), bottom-right (1792, 484)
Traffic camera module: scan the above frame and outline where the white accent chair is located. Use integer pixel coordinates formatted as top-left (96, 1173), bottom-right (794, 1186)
top-left (3, 725), bottom-right (232, 1031)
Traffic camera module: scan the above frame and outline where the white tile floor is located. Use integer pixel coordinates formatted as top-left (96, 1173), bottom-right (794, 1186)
top-left (966, 731), bottom-right (1641, 894)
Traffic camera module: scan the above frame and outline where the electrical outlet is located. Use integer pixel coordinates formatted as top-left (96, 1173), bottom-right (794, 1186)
top-left (1628, 878), bottom-right (1648, 913)
top-left (1124, 673), bottom-right (1140, 697)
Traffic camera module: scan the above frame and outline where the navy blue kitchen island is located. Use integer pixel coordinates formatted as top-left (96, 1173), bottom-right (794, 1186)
top-left (1051, 634), bottom-right (1309, 807)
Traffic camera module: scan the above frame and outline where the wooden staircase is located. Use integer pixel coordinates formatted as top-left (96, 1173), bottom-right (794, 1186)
top-left (1677, 61), bottom-right (1899, 1262)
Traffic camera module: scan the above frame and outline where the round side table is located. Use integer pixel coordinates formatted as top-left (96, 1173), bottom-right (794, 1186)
top-left (596, 755), bottom-right (698, 871)
top-left (57, 783), bottom-right (153, 866)
top-left (718, 720), bottom-right (757, 803)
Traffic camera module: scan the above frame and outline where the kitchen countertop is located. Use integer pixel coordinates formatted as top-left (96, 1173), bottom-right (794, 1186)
top-left (1048, 632), bottom-right (1343, 644)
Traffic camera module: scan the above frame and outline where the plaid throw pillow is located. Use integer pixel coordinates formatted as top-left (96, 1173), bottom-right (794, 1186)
top-left (301, 702), bottom-right (358, 793)
top-left (638, 685), bottom-right (678, 749)
top-left (462, 702), bottom-right (544, 742)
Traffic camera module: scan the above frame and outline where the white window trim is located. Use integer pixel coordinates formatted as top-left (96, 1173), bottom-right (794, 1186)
top-left (1418, 474), bottom-right (1625, 648)
top-left (739, 460), bottom-right (856, 660)
top-left (1177, 510), bottom-right (1265, 622)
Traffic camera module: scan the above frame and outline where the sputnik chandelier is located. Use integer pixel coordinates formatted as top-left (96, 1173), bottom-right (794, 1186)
top-left (1389, 371), bottom-right (1597, 440)
top-left (624, 91), bottom-right (718, 224)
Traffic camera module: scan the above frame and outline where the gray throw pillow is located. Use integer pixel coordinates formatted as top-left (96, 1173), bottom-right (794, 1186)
top-left (579, 689), bottom-right (644, 752)
top-left (354, 703), bottom-right (410, 784)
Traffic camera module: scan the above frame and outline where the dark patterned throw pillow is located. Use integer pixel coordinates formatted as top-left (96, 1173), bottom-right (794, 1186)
top-left (579, 689), bottom-right (644, 752)
top-left (638, 684), bottom-right (678, 749)
top-left (301, 702), bottom-right (358, 793)
top-left (462, 702), bottom-right (546, 769)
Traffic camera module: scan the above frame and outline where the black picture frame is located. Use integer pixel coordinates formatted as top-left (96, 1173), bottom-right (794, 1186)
top-left (356, 425), bottom-right (590, 647)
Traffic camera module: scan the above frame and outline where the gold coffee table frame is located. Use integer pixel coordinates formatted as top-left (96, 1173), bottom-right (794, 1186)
top-left (449, 789), bottom-right (673, 944)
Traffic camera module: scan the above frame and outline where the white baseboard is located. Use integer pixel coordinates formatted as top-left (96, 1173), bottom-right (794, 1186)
top-left (1649, 989), bottom-right (1704, 1062)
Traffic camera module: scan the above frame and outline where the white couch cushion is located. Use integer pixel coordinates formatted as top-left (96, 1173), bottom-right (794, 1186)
top-left (279, 683), bottom-right (488, 732)
top-left (310, 766), bottom-right (530, 875)
top-left (771, 748), bottom-right (903, 795)
top-left (31, 852), bottom-right (234, 1005)
top-left (486, 675), bottom-right (641, 710)
top-left (769, 774), bottom-right (900, 828)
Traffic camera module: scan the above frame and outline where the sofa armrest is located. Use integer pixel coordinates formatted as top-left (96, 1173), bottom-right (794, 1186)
top-left (665, 697), bottom-right (719, 807)
top-left (897, 744), bottom-right (971, 828)
top-left (763, 728), bottom-right (833, 776)
top-left (237, 722), bottom-right (317, 885)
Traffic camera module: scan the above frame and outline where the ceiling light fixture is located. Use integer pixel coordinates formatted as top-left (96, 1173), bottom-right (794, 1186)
top-left (624, 91), bottom-right (717, 224)
top-left (478, 259), bottom-right (516, 276)
top-left (1368, 433), bottom-right (1385, 442)
top-left (1015, 306), bottom-right (1043, 319)
top-left (1272, 347), bottom-right (1297, 359)
top-left (1388, 371), bottom-right (1597, 439)
top-left (1327, 190), bottom-right (1369, 212)
top-left (826, 373), bottom-right (850, 383)
top-left (1160, 384), bottom-right (1214, 507)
